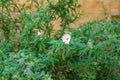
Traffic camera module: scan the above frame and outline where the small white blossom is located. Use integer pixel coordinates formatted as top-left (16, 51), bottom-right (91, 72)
top-left (37, 31), bottom-right (42, 36)
top-left (87, 41), bottom-right (93, 49)
top-left (12, 75), bottom-right (18, 79)
top-left (62, 33), bottom-right (71, 44)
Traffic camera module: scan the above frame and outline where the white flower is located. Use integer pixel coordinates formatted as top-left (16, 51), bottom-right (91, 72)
top-left (37, 31), bottom-right (42, 36)
top-left (87, 41), bottom-right (93, 49)
top-left (12, 75), bottom-right (18, 79)
top-left (62, 33), bottom-right (71, 44)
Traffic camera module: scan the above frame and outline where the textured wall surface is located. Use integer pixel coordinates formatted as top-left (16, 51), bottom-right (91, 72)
top-left (78, 0), bottom-right (120, 23)
top-left (13, 0), bottom-right (120, 29)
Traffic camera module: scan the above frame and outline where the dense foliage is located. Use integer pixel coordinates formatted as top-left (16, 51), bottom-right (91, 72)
top-left (0, 0), bottom-right (120, 80)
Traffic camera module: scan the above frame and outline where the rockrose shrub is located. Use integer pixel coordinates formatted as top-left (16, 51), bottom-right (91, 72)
top-left (0, 0), bottom-right (120, 80)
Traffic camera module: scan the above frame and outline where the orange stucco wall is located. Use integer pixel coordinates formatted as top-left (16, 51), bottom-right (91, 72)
top-left (16, 0), bottom-right (120, 29)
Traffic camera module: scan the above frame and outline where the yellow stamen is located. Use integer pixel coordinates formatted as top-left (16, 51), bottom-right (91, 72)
top-left (66, 37), bottom-right (69, 40)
